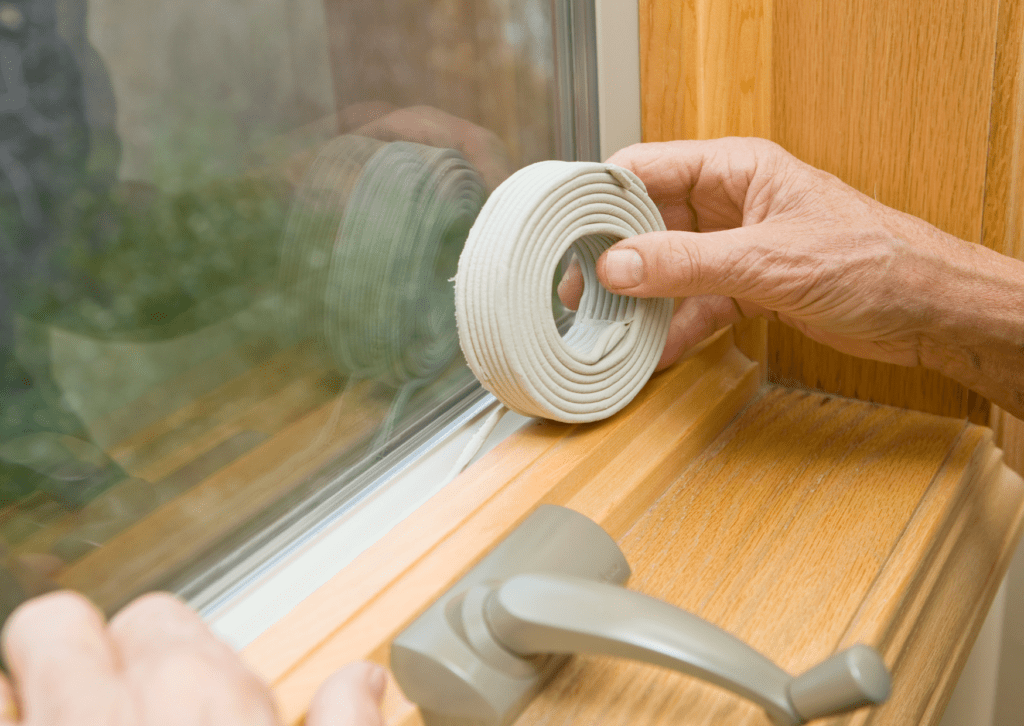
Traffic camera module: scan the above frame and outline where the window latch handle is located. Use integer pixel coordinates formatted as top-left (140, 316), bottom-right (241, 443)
top-left (391, 505), bottom-right (891, 726)
top-left (481, 573), bottom-right (890, 726)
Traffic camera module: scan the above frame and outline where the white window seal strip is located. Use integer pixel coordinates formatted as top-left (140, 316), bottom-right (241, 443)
top-left (454, 161), bottom-right (672, 423)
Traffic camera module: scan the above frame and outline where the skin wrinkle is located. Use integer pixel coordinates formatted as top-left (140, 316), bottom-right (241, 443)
top-left (733, 230), bottom-right (819, 310)
top-left (695, 165), bottom-right (744, 230)
top-left (742, 171), bottom-right (777, 224)
top-left (721, 238), bottom-right (774, 301)
top-left (729, 296), bottom-right (746, 321)
top-left (714, 153), bottom-right (749, 222)
top-left (665, 233), bottom-right (703, 292)
top-left (683, 192), bottom-right (700, 233)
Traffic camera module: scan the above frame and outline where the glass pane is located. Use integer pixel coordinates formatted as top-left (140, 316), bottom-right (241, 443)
top-left (0, 0), bottom-right (592, 619)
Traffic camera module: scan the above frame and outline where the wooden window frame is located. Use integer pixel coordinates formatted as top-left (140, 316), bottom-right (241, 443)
top-left (240, 0), bottom-right (1024, 723)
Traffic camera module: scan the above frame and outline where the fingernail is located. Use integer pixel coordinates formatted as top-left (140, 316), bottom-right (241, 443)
top-left (603, 249), bottom-right (643, 288)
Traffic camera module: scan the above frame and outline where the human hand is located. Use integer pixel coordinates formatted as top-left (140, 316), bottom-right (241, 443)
top-left (558, 138), bottom-right (1024, 416)
top-left (0, 591), bottom-right (385, 726)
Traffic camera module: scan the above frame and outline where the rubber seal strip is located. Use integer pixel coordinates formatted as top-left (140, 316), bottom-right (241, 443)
top-left (454, 161), bottom-right (672, 423)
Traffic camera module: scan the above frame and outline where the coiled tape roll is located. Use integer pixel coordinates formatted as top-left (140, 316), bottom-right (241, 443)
top-left (455, 161), bottom-right (673, 423)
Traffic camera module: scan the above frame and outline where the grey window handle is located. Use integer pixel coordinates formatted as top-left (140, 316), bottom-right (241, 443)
top-left (481, 573), bottom-right (890, 726)
top-left (391, 505), bottom-right (891, 726)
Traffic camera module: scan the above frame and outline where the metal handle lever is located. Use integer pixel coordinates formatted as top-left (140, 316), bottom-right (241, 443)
top-left (480, 574), bottom-right (890, 726)
top-left (390, 505), bottom-right (891, 726)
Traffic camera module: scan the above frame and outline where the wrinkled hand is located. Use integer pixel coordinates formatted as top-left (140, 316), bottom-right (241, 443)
top-left (0, 591), bottom-right (385, 726)
top-left (558, 138), bottom-right (1024, 416)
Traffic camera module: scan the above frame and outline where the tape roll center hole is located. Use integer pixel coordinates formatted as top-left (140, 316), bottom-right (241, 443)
top-left (557, 234), bottom-right (635, 363)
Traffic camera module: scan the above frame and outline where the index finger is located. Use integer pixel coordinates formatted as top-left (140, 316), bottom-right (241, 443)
top-left (108, 593), bottom-right (278, 720)
top-left (109, 592), bottom-right (237, 668)
top-left (606, 138), bottom-right (786, 231)
top-left (2, 591), bottom-right (120, 720)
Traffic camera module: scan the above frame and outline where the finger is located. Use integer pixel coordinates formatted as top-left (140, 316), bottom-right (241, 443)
top-left (109, 592), bottom-right (237, 668)
top-left (655, 295), bottom-right (769, 369)
top-left (556, 255), bottom-right (583, 311)
top-left (134, 650), bottom-right (280, 726)
top-left (307, 662), bottom-right (387, 726)
top-left (606, 138), bottom-right (781, 230)
top-left (597, 227), bottom-right (769, 300)
top-left (2, 590), bottom-right (119, 719)
top-left (111, 593), bottom-right (279, 726)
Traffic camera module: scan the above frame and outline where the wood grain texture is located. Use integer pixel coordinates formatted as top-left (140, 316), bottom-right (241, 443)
top-left (639, 0), bottom-right (771, 142)
top-left (769, 0), bottom-right (1000, 420)
top-left (237, 345), bottom-right (1024, 725)
top-left (638, 0), bottom-right (771, 371)
top-left (0, 339), bottom-right (348, 593)
top-left (984, 0), bottom-right (1024, 474)
top-left (242, 329), bottom-right (760, 723)
top-left (513, 389), bottom-right (1024, 726)
top-left (993, 409), bottom-right (1024, 475)
top-left (983, 0), bottom-right (1024, 261)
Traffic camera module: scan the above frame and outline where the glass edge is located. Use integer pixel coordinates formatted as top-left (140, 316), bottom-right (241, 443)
top-left (554, 0), bottom-right (601, 163)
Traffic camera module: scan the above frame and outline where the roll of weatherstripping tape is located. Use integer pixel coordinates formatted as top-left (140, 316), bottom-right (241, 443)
top-left (455, 161), bottom-right (673, 423)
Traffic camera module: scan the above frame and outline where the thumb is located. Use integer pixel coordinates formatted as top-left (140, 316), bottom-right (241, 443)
top-left (306, 661), bottom-right (388, 726)
top-left (596, 227), bottom-right (764, 300)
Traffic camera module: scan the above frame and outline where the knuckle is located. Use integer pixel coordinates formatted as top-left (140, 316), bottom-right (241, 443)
top-left (664, 237), bottom-right (700, 290)
top-left (151, 648), bottom-right (228, 688)
top-left (147, 649), bottom-right (278, 719)
top-left (744, 137), bottom-right (789, 164)
top-left (113, 592), bottom-right (194, 629)
top-left (695, 297), bottom-right (728, 333)
top-left (6, 590), bottom-right (101, 638)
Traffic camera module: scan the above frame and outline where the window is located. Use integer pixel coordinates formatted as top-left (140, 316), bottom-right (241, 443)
top-left (0, 0), bottom-right (601, 623)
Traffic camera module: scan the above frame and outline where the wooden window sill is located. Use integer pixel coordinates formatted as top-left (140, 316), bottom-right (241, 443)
top-left (240, 329), bottom-right (1024, 725)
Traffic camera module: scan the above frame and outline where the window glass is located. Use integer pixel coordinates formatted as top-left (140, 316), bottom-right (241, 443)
top-left (0, 0), bottom-right (591, 619)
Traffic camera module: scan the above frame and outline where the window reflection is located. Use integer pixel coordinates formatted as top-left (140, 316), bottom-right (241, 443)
top-left (0, 0), bottom-right (561, 619)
